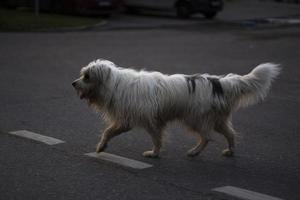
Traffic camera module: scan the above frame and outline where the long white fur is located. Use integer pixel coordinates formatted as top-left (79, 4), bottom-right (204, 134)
top-left (72, 59), bottom-right (280, 157)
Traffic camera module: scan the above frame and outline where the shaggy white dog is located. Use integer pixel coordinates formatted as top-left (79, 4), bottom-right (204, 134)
top-left (72, 59), bottom-right (280, 158)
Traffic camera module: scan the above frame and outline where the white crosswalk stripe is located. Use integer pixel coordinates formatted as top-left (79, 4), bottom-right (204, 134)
top-left (85, 152), bottom-right (153, 169)
top-left (213, 186), bottom-right (284, 200)
top-left (9, 130), bottom-right (65, 145)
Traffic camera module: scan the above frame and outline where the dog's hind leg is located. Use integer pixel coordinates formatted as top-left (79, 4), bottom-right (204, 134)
top-left (187, 133), bottom-right (210, 157)
top-left (143, 127), bottom-right (163, 158)
top-left (96, 123), bottom-right (131, 153)
top-left (215, 121), bottom-right (235, 157)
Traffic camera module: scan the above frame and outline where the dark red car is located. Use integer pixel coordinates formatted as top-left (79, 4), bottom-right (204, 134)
top-left (2, 0), bottom-right (123, 16)
top-left (56, 0), bottom-right (123, 16)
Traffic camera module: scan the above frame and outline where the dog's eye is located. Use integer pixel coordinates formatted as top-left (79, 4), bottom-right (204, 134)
top-left (84, 74), bottom-right (90, 81)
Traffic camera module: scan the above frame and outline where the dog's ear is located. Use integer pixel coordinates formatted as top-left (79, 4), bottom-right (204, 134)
top-left (93, 63), bottom-right (112, 85)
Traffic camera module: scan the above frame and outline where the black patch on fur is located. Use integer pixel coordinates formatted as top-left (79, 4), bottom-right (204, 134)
top-left (185, 74), bottom-right (201, 94)
top-left (207, 77), bottom-right (224, 97)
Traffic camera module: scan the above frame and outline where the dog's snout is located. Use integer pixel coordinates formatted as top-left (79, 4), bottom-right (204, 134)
top-left (72, 81), bottom-right (77, 87)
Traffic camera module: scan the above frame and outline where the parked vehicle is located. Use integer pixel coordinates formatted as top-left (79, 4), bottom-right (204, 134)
top-left (1, 0), bottom-right (122, 16)
top-left (125, 0), bottom-right (223, 19)
top-left (56, 0), bottom-right (121, 16)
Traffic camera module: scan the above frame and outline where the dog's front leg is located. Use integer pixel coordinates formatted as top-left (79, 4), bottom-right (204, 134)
top-left (143, 129), bottom-right (162, 158)
top-left (96, 123), bottom-right (130, 153)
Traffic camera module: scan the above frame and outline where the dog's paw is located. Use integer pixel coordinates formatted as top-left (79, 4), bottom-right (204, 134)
top-left (142, 150), bottom-right (159, 158)
top-left (222, 149), bottom-right (234, 157)
top-left (96, 143), bottom-right (107, 153)
top-left (187, 149), bottom-right (200, 157)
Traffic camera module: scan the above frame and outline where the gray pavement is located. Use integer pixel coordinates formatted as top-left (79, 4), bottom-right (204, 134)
top-left (0, 132), bottom-right (205, 200)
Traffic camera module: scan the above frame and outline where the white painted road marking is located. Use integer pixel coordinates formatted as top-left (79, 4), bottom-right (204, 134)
top-left (213, 186), bottom-right (284, 200)
top-left (9, 130), bottom-right (65, 145)
top-left (85, 152), bottom-right (153, 169)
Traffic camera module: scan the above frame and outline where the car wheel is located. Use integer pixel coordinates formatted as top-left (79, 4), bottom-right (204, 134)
top-left (126, 6), bottom-right (140, 15)
top-left (203, 12), bottom-right (217, 19)
top-left (176, 1), bottom-right (191, 19)
top-left (100, 13), bottom-right (111, 18)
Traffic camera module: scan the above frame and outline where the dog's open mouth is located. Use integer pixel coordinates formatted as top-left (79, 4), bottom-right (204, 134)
top-left (77, 90), bottom-right (86, 99)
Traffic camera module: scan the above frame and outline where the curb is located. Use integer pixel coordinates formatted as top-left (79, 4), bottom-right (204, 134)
top-left (0, 20), bottom-right (108, 33)
top-left (227, 15), bottom-right (300, 28)
top-left (39, 20), bottom-right (108, 32)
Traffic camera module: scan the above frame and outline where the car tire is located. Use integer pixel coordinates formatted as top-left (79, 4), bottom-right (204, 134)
top-left (101, 13), bottom-right (111, 18)
top-left (176, 1), bottom-right (191, 19)
top-left (126, 6), bottom-right (140, 15)
top-left (203, 12), bottom-right (217, 19)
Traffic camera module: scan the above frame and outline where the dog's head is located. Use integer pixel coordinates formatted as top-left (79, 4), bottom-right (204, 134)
top-left (72, 59), bottom-right (114, 102)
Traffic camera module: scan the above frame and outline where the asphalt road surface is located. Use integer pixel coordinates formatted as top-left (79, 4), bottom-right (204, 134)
top-left (0, 21), bottom-right (300, 200)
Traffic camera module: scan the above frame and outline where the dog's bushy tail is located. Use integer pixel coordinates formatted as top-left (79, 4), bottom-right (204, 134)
top-left (222, 63), bottom-right (281, 109)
